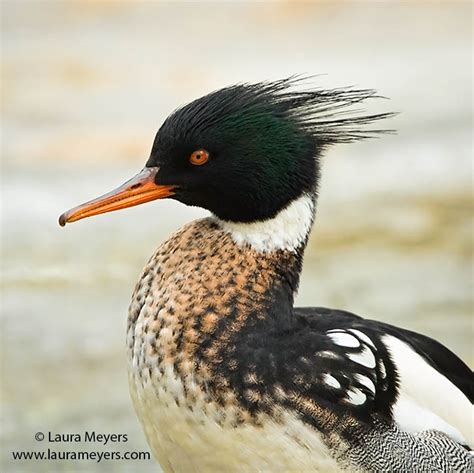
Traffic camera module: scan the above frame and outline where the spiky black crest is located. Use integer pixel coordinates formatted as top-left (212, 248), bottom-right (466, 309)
top-left (148, 78), bottom-right (393, 223)
top-left (155, 77), bottom-right (393, 149)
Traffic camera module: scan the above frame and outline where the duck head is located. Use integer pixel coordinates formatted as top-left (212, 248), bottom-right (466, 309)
top-left (59, 78), bottom-right (392, 227)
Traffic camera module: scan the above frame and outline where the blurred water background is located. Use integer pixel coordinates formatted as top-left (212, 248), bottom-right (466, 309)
top-left (1, 1), bottom-right (472, 472)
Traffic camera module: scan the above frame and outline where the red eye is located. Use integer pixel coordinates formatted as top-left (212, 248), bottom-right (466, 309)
top-left (190, 149), bottom-right (209, 166)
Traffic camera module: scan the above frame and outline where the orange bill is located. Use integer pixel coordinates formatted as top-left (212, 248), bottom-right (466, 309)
top-left (58, 167), bottom-right (175, 226)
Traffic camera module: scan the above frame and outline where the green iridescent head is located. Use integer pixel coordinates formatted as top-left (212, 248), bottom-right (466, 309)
top-left (147, 78), bottom-right (392, 222)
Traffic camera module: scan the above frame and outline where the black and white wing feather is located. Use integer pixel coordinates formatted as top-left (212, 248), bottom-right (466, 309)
top-left (221, 306), bottom-right (473, 471)
top-left (293, 307), bottom-right (474, 447)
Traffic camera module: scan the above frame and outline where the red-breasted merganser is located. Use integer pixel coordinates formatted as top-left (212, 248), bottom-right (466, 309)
top-left (59, 79), bottom-right (473, 472)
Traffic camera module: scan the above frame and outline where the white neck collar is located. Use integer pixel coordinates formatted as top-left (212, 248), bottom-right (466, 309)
top-left (216, 194), bottom-right (315, 253)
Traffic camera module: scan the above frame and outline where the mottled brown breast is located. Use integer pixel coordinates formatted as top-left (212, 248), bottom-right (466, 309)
top-left (127, 217), bottom-right (302, 422)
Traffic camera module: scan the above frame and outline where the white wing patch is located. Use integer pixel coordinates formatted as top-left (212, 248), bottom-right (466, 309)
top-left (322, 373), bottom-right (341, 389)
top-left (323, 328), bottom-right (381, 407)
top-left (348, 329), bottom-right (376, 349)
top-left (392, 394), bottom-right (466, 445)
top-left (346, 387), bottom-right (366, 406)
top-left (354, 373), bottom-right (376, 396)
top-left (327, 331), bottom-right (360, 348)
top-left (347, 346), bottom-right (377, 369)
top-left (326, 328), bottom-right (378, 369)
top-left (383, 335), bottom-right (473, 447)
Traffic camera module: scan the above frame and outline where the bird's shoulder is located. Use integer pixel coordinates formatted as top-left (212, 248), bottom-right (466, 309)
top-left (223, 306), bottom-right (396, 419)
top-left (210, 306), bottom-right (473, 445)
